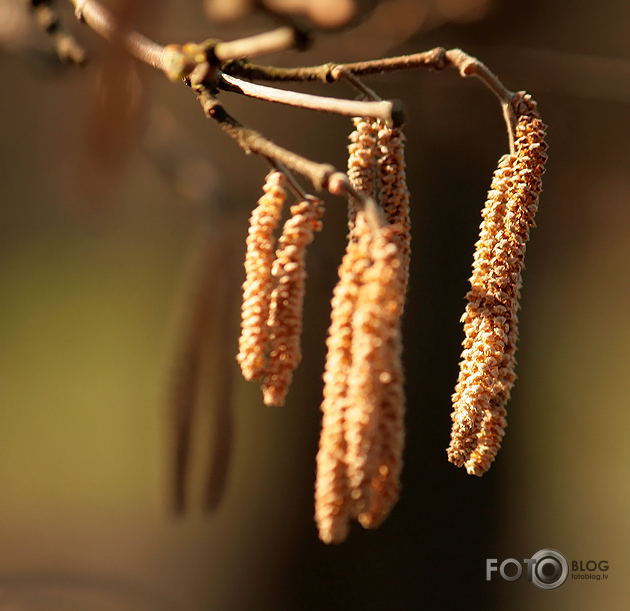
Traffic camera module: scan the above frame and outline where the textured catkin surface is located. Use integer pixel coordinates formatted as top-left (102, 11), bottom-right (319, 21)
top-left (448, 93), bottom-right (548, 475)
top-left (315, 203), bottom-right (407, 542)
top-left (237, 171), bottom-right (286, 381)
top-left (315, 213), bottom-right (372, 544)
top-left (347, 221), bottom-right (405, 528)
top-left (346, 117), bottom-right (378, 239)
top-left (262, 197), bottom-right (324, 406)
top-left (377, 124), bottom-right (411, 292)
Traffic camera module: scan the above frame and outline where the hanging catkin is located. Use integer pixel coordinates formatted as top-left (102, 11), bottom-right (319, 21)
top-left (345, 213), bottom-right (406, 528)
top-left (346, 117), bottom-right (378, 239)
top-left (236, 171), bottom-right (286, 381)
top-left (262, 196), bottom-right (324, 406)
top-left (315, 203), bottom-right (407, 542)
top-left (377, 124), bottom-right (411, 293)
top-left (315, 212), bottom-right (373, 544)
top-left (448, 92), bottom-right (548, 475)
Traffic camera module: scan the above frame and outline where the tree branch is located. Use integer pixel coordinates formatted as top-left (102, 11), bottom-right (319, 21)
top-left (224, 47), bottom-right (517, 151)
top-left (193, 85), bottom-right (337, 191)
top-left (212, 26), bottom-right (311, 64)
top-left (70, 0), bottom-right (165, 69)
top-left (218, 73), bottom-right (403, 127)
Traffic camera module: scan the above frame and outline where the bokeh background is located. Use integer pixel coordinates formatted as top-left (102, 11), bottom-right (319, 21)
top-left (1, 0), bottom-right (629, 609)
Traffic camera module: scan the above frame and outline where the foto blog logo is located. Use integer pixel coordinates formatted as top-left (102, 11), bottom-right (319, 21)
top-left (486, 549), bottom-right (569, 590)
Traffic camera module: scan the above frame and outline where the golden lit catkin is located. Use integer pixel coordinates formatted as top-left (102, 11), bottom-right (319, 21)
top-left (262, 196), bottom-right (324, 406)
top-left (448, 92), bottom-right (548, 475)
top-left (344, 213), bottom-right (406, 528)
top-left (315, 214), bottom-right (373, 544)
top-left (315, 203), bottom-right (407, 542)
top-left (236, 171), bottom-right (286, 381)
top-left (346, 117), bottom-right (378, 238)
top-left (377, 124), bottom-right (411, 292)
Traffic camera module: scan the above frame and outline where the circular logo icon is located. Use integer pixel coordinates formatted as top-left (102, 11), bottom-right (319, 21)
top-left (530, 549), bottom-right (569, 590)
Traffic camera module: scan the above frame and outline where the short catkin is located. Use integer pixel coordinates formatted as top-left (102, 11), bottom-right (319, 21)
top-left (236, 171), bottom-right (286, 381)
top-left (448, 92), bottom-right (548, 475)
top-left (262, 196), bottom-right (324, 406)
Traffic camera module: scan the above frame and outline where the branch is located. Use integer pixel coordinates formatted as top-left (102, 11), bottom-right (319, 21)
top-left (70, 0), bottom-right (166, 69)
top-left (212, 26), bottom-right (311, 64)
top-left (218, 73), bottom-right (404, 127)
top-left (193, 85), bottom-right (337, 191)
top-left (224, 47), bottom-right (517, 151)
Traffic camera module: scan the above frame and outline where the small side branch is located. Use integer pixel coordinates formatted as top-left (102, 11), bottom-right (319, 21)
top-left (212, 26), bottom-right (311, 64)
top-left (218, 73), bottom-right (403, 127)
top-left (225, 47), bottom-right (517, 151)
top-left (194, 86), bottom-right (337, 191)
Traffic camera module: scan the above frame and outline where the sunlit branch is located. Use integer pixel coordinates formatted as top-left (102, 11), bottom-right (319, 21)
top-left (218, 73), bottom-right (403, 126)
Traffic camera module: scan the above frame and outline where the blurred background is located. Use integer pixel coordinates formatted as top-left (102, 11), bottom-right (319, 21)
top-left (0, 0), bottom-right (629, 609)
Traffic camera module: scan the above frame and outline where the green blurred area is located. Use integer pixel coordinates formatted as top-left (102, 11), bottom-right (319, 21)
top-left (1, 0), bottom-right (629, 609)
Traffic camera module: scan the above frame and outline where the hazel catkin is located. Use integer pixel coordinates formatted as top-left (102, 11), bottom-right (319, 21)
top-left (448, 92), bottom-right (548, 475)
top-left (262, 196), bottom-right (324, 406)
top-left (236, 171), bottom-right (286, 381)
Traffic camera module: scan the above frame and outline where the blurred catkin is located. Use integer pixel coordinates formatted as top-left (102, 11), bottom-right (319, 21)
top-left (262, 196), bottom-right (324, 406)
top-left (237, 171), bottom-right (286, 381)
top-left (448, 92), bottom-right (548, 475)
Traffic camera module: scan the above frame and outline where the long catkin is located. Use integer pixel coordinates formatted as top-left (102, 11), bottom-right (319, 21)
top-left (315, 214), bottom-right (373, 544)
top-left (237, 171), bottom-right (286, 381)
top-left (448, 92), bottom-right (548, 475)
top-left (345, 217), bottom-right (406, 528)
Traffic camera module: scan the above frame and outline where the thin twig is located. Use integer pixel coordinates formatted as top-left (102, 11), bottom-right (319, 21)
top-left (221, 48), bottom-right (450, 82)
top-left (225, 48), bottom-right (516, 150)
top-left (331, 65), bottom-right (382, 101)
top-left (218, 73), bottom-right (401, 126)
top-left (444, 49), bottom-right (516, 153)
top-left (193, 85), bottom-right (337, 191)
top-left (269, 160), bottom-right (310, 201)
top-left (212, 26), bottom-right (310, 63)
top-left (69, 0), bottom-right (165, 69)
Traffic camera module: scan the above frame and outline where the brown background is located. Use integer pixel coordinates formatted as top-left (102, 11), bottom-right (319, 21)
top-left (0, 0), bottom-right (629, 609)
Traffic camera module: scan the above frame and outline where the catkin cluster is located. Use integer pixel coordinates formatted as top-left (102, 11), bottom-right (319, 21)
top-left (315, 118), bottom-right (410, 543)
top-left (447, 92), bottom-right (548, 475)
top-left (237, 171), bottom-right (324, 405)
